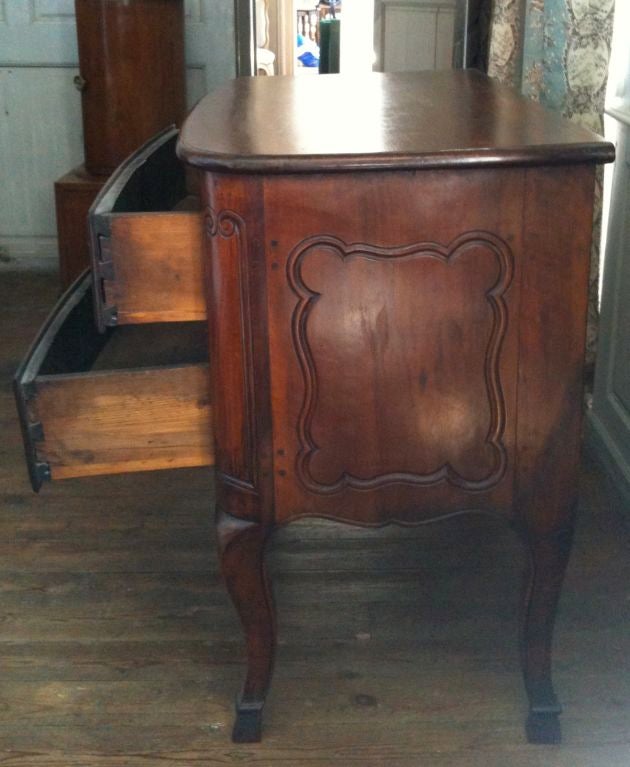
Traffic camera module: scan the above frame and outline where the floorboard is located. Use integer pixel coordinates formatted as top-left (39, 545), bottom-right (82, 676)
top-left (0, 270), bottom-right (629, 765)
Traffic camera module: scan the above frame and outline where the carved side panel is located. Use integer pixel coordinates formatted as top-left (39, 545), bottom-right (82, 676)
top-left (205, 207), bottom-right (257, 492)
top-left (264, 168), bottom-right (523, 525)
top-left (287, 232), bottom-right (513, 495)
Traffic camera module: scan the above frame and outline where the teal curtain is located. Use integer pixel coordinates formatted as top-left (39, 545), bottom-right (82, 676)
top-left (488, 0), bottom-right (616, 367)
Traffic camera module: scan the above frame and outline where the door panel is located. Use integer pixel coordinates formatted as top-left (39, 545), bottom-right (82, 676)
top-left (374, 0), bottom-right (457, 73)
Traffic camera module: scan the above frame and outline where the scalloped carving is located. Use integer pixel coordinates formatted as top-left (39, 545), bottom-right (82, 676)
top-left (288, 232), bottom-right (513, 495)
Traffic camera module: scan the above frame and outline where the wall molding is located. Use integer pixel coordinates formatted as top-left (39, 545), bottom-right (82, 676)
top-left (30, 0), bottom-right (76, 23)
top-left (0, 237), bottom-right (58, 270)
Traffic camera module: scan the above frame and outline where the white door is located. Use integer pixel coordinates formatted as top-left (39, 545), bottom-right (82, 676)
top-left (0, 1), bottom-right (83, 264)
top-left (0, 0), bottom-right (234, 267)
top-left (374, 0), bottom-right (457, 73)
top-left (590, 1), bottom-right (630, 505)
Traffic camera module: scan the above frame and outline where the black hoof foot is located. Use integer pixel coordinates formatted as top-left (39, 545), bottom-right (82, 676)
top-left (526, 711), bottom-right (561, 744)
top-left (232, 698), bottom-right (264, 743)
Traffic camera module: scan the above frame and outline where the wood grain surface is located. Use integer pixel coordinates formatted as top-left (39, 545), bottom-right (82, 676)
top-left (34, 364), bottom-right (213, 479)
top-left (105, 212), bottom-right (206, 325)
top-left (262, 168), bottom-right (522, 525)
top-left (178, 70), bottom-right (615, 173)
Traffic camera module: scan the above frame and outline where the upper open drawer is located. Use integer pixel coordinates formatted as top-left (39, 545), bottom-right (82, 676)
top-left (90, 127), bottom-right (206, 332)
top-left (14, 272), bottom-right (214, 491)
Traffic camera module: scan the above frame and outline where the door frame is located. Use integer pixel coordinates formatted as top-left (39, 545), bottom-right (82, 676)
top-left (235, 0), bottom-right (256, 75)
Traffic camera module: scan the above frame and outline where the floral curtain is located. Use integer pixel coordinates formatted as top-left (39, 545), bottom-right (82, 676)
top-left (487, 0), bottom-right (616, 369)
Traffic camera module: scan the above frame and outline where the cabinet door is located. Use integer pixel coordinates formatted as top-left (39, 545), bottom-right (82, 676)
top-left (263, 169), bottom-right (523, 525)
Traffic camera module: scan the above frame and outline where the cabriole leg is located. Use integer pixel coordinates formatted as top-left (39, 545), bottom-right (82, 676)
top-left (216, 510), bottom-right (276, 743)
top-left (519, 521), bottom-right (575, 744)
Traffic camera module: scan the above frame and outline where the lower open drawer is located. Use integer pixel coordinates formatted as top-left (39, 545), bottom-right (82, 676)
top-left (14, 272), bottom-right (214, 491)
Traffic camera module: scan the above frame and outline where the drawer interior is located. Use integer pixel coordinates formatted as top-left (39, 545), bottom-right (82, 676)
top-left (15, 273), bottom-right (213, 491)
top-left (90, 127), bottom-right (206, 331)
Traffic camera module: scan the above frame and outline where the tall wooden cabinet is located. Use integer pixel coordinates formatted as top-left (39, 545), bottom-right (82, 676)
top-left (55, 0), bottom-right (186, 287)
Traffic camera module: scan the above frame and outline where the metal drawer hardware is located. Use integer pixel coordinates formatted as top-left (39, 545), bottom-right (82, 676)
top-left (91, 218), bottom-right (119, 330)
top-left (13, 377), bottom-right (51, 490)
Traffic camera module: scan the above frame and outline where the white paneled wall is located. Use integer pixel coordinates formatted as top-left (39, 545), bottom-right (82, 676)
top-left (374, 0), bottom-right (456, 73)
top-left (0, 0), bottom-right (235, 266)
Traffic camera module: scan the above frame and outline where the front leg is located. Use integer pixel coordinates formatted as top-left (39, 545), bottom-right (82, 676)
top-left (217, 510), bottom-right (276, 743)
top-left (518, 521), bottom-right (575, 744)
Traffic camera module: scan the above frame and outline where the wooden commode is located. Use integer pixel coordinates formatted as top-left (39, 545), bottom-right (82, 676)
top-left (177, 70), bottom-right (614, 743)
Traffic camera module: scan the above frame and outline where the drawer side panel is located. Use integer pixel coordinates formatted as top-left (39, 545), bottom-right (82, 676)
top-left (33, 364), bottom-right (213, 479)
top-left (102, 212), bottom-right (206, 325)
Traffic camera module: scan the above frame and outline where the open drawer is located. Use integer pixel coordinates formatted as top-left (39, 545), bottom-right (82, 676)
top-left (14, 272), bottom-right (214, 491)
top-left (90, 126), bottom-right (206, 332)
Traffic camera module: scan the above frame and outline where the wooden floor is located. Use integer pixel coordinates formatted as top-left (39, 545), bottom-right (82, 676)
top-left (1, 270), bottom-right (630, 766)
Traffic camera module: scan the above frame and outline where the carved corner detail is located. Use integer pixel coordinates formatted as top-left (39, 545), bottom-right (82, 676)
top-left (204, 206), bottom-right (243, 240)
top-left (204, 206), bottom-right (258, 492)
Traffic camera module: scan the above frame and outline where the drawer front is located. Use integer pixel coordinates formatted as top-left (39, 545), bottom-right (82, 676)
top-left (90, 127), bottom-right (206, 331)
top-left (14, 273), bottom-right (213, 491)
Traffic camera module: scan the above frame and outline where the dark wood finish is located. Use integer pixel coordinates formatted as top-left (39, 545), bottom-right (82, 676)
top-left (54, 166), bottom-right (107, 289)
top-left (216, 511), bottom-right (276, 742)
top-left (177, 70), bottom-right (615, 173)
top-left (519, 523), bottom-right (575, 745)
top-left (75, 0), bottom-right (186, 176)
top-left (4, 270), bottom-right (630, 763)
top-left (515, 165), bottom-right (597, 535)
top-left (90, 128), bottom-right (205, 331)
top-left (14, 274), bottom-right (213, 490)
top-left (179, 71), bottom-right (615, 743)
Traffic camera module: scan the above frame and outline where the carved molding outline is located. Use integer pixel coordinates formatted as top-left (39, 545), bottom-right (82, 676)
top-left (288, 231), bottom-right (513, 495)
top-left (205, 206), bottom-right (257, 491)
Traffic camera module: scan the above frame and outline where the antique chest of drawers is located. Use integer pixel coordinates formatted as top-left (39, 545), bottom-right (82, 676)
top-left (16, 71), bottom-right (614, 745)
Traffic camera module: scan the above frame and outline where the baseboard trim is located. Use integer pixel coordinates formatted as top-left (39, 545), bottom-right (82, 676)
top-left (586, 411), bottom-right (630, 513)
top-left (0, 237), bottom-right (59, 271)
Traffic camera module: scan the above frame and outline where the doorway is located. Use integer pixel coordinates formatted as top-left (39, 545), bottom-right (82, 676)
top-left (238, 0), bottom-right (477, 78)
